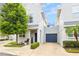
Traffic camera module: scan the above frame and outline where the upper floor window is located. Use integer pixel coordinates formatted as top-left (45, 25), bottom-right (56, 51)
top-left (28, 15), bottom-right (33, 23)
top-left (72, 6), bottom-right (79, 18)
top-left (72, 6), bottom-right (79, 13)
top-left (41, 12), bottom-right (45, 20)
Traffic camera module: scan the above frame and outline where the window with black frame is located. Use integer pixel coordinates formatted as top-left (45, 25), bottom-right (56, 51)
top-left (19, 34), bottom-right (25, 37)
top-left (28, 15), bottom-right (33, 23)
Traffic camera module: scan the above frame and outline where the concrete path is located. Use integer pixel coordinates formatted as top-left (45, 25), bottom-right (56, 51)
top-left (0, 41), bottom-right (79, 56)
top-left (0, 41), bottom-right (6, 44)
top-left (0, 52), bottom-right (17, 56)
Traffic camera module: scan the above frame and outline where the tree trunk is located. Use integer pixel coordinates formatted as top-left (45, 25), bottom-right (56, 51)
top-left (74, 31), bottom-right (78, 42)
top-left (7, 35), bottom-right (9, 40)
top-left (16, 34), bottom-right (19, 44)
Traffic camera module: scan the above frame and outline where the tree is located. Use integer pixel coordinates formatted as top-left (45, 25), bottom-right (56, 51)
top-left (0, 15), bottom-right (10, 39)
top-left (65, 25), bottom-right (79, 42)
top-left (0, 3), bottom-right (28, 43)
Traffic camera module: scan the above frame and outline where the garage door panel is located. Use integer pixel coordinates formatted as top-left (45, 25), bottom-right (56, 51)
top-left (46, 34), bottom-right (57, 42)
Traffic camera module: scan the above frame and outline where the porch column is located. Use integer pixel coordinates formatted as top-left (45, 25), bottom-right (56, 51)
top-left (28, 30), bottom-right (31, 45)
top-left (37, 29), bottom-right (40, 43)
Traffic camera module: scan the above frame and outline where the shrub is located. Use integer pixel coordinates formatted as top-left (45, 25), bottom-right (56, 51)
top-left (63, 41), bottom-right (79, 48)
top-left (31, 42), bottom-right (39, 49)
top-left (74, 42), bottom-right (79, 48)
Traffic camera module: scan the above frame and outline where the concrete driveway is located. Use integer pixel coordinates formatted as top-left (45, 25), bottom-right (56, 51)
top-left (30, 43), bottom-right (69, 56)
top-left (0, 42), bottom-right (79, 56)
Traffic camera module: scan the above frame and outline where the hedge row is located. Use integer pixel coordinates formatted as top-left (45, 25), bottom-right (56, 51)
top-left (63, 41), bottom-right (79, 48)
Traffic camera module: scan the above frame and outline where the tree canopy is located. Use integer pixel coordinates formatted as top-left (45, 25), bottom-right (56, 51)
top-left (0, 3), bottom-right (28, 35)
top-left (0, 3), bottom-right (28, 43)
top-left (65, 25), bottom-right (79, 41)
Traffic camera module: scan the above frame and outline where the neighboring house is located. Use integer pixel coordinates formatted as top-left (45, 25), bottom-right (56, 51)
top-left (56, 3), bottom-right (79, 46)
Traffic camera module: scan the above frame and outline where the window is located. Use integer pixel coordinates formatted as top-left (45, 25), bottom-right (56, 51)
top-left (28, 14), bottom-right (33, 23)
top-left (28, 16), bottom-right (33, 23)
top-left (72, 6), bottom-right (79, 18)
top-left (19, 34), bottom-right (25, 37)
top-left (68, 33), bottom-right (79, 37)
top-left (41, 12), bottom-right (45, 20)
top-left (77, 33), bottom-right (79, 37)
top-left (68, 33), bottom-right (73, 37)
top-left (72, 6), bottom-right (79, 13)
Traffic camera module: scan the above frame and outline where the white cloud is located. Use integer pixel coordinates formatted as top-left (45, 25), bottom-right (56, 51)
top-left (51, 8), bottom-right (57, 14)
top-left (57, 5), bottom-right (61, 9)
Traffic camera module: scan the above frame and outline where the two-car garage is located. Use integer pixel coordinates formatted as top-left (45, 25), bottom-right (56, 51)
top-left (45, 26), bottom-right (58, 43)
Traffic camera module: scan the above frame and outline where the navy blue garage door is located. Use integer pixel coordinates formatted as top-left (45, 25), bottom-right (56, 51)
top-left (46, 34), bottom-right (57, 42)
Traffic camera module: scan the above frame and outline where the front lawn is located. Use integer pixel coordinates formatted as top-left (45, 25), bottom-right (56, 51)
top-left (4, 41), bottom-right (24, 47)
top-left (65, 48), bottom-right (79, 53)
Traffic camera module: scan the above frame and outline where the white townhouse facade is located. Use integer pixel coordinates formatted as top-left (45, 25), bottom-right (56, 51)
top-left (18, 3), bottom-right (48, 44)
top-left (56, 3), bottom-right (79, 46)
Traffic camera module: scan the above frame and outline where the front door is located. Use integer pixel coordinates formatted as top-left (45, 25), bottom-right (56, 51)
top-left (35, 33), bottom-right (37, 42)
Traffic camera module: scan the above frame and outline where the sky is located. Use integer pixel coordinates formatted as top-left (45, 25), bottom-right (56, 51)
top-left (42, 3), bottom-right (61, 25)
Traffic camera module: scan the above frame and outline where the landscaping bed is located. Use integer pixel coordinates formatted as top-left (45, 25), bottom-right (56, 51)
top-left (63, 41), bottom-right (79, 53)
top-left (4, 41), bottom-right (24, 47)
top-left (63, 41), bottom-right (79, 48)
top-left (0, 39), bottom-right (8, 41)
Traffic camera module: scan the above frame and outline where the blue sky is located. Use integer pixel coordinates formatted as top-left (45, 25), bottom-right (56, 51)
top-left (42, 3), bottom-right (60, 25)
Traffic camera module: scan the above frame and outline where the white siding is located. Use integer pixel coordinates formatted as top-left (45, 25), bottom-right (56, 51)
top-left (61, 3), bottom-right (72, 22)
top-left (57, 3), bottom-right (79, 46)
top-left (45, 26), bottom-right (58, 34)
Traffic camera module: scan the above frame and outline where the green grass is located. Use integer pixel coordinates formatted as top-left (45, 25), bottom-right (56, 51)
top-left (4, 41), bottom-right (24, 47)
top-left (65, 48), bottom-right (79, 53)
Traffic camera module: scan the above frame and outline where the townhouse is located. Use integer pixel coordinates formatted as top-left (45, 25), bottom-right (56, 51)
top-left (57, 3), bottom-right (79, 46)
